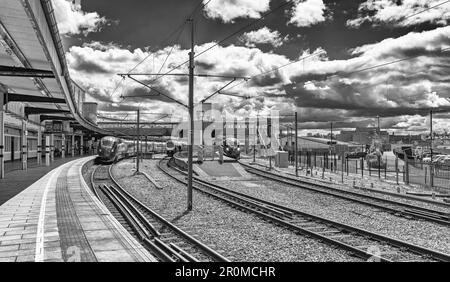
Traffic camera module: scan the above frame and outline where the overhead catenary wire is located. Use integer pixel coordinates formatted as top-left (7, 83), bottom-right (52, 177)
top-left (125, 0), bottom-right (212, 76)
top-left (116, 0), bottom-right (213, 105)
top-left (115, 0), bottom-right (450, 116)
top-left (220, 1), bottom-right (450, 96)
top-left (224, 49), bottom-right (327, 93)
top-left (401, 0), bottom-right (450, 23)
top-left (300, 46), bottom-right (450, 87)
top-left (146, 0), bottom-right (298, 85)
top-left (153, 23), bottom-right (187, 81)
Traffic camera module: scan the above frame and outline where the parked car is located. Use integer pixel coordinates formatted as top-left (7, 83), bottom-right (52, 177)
top-left (432, 155), bottom-right (448, 164)
top-left (422, 153), bottom-right (432, 163)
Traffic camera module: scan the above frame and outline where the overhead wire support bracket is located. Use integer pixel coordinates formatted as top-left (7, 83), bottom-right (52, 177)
top-left (122, 74), bottom-right (188, 108)
top-left (216, 91), bottom-right (251, 100)
top-left (118, 73), bottom-right (250, 80)
top-left (199, 78), bottom-right (237, 104)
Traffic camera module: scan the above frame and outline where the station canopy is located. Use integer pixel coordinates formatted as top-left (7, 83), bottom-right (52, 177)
top-left (0, 0), bottom-right (109, 135)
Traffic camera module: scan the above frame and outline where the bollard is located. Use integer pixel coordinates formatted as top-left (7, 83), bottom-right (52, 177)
top-left (397, 186), bottom-right (401, 193)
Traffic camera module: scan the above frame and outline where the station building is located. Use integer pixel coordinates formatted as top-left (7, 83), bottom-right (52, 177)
top-left (0, 0), bottom-right (111, 178)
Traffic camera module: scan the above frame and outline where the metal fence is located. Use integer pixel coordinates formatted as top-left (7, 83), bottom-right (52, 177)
top-left (266, 150), bottom-right (450, 191)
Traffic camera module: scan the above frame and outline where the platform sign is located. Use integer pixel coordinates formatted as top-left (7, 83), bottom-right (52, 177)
top-left (63, 121), bottom-right (71, 133)
top-left (45, 121), bottom-right (53, 132)
top-left (44, 121), bottom-right (63, 133)
top-left (53, 121), bottom-right (63, 133)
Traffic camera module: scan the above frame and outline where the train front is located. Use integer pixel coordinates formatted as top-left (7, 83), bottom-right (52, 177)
top-left (97, 136), bottom-right (118, 163)
top-left (223, 138), bottom-right (241, 159)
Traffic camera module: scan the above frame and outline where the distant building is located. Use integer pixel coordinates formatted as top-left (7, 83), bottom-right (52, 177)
top-left (389, 133), bottom-right (422, 144)
top-left (337, 127), bottom-right (389, 145)
top-left (280, 136), bottom-right (362, 155)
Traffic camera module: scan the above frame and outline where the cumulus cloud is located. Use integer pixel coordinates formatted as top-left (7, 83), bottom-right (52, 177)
top-left (347, 0), bottom-right (450, 27)
top-left (239, 27), bottom-right (289, 48)
top-left (288, 0), bottom-right (327, 27)
top-left (202, 0), bottom-right (270, 23)
top-left (66, 25), bottom-right (450, 133)
top-left (66, 40), bottom-right (292, 118)
top-left (52, 0), bottom-right (110, 36)
top-left (279, 26), bottom-right (450, 132)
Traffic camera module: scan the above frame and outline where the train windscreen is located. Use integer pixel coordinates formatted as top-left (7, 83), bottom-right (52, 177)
top-left (225, 138), bottom-right (240, 146)
top-left (101, 137), bottom-right (115, 147)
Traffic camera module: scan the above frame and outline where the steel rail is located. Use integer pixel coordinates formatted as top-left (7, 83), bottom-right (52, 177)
top-left (240, 162), bottom-right (450, 226)
top-left (249, 161), bottom-right (450, 207)
top-left (100, 184), bottom-right (176, 262)
top-left (161, 158), bottom-right (450, 262)
top-left (91, 164), bottom-right (187, 262)
top-left (107, 164), bottom-right (230, 262)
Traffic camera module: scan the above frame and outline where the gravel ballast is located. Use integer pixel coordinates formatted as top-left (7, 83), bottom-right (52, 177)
top-left (243, 158), bottom-right (450, 210)
top-left (210, 164), bottom-right (450, 255)
top-left (111, 159), bottom-right (361, 262)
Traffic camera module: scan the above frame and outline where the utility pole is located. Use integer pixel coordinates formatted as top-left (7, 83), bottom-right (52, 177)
top-left (430, 110), bottom-right (434, 188)
top-left (136, 108), bottom-right (140, 172)
top-left (295, 112), bottom-right (298, 176)
top-left (187, 18), bottom-right (195, 211)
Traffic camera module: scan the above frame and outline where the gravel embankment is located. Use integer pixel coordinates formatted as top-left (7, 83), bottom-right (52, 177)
top-left (209, 170), bottom-right (450, 255)
top-left (111, 159), bottom-right (361, 262)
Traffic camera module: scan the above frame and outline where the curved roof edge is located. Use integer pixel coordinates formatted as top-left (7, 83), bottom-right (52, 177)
top-left (26, 0), bottom-right (112, 135)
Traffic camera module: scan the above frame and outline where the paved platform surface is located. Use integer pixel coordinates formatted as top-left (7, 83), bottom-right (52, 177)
top-left (0, 156), bottom-right (87, 206)
top-left (0, 157), bottom-right (156, 262)
top-left (174, 155), bottom-right (250, 179)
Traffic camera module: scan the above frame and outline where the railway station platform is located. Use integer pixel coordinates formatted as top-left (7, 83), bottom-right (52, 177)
top-left (0, 156), bottom-right (87, 206)
top-left (174, 155), bottom-right (250, 179)
top-left (0, 157), bottom-right (155, 262)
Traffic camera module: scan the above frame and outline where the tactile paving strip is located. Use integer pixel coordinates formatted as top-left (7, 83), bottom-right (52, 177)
top-left (55, 166), bottom-right (97, 262)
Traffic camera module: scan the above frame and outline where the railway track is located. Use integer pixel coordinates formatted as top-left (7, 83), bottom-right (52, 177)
top-left (160, 157), bottom-right (450, 262)
top-left (90, 163), bottom-right (229, 262)
top-left (247, 162), bottom-right (450, 207)
top-left (239, 162), bottom-right (450, 226)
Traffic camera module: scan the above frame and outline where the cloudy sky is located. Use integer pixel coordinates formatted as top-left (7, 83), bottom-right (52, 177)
top-left (53, 0), bottom-right (450, 134)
